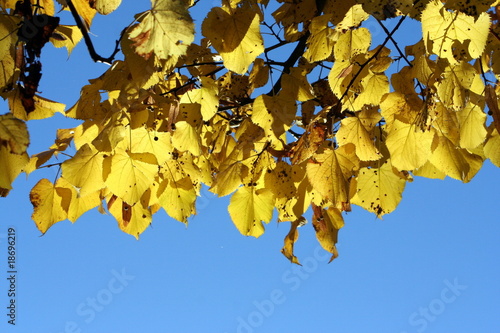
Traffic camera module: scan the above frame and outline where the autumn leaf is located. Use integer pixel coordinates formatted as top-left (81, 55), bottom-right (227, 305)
top-left (484, 126), bottom-right (500, 167)
top-left (157, 176), bottom-right (196, 223)
top-left (334, 28), bottom-right (371, 62)
top-left (50, 25), bottom-right (83, 55)
top-left (61, 143), bottom-right (106, 197)
top-left (0, 146), bottom-right (29, 196)
top-left (281, 217), bottom-right (306, 265)
top-left (0, 113), bottom-right (29, 154)
top-left (58, 0), bottom-right (97, 28)
top-left (93, 0), bottom-right (122, 15)
top-left (386, 119), bottom-right (435, 171)
top-left (55, 177), bottom-right (101, 223)
top-left (312, 205), bottom-right (344, 263)
top-left (429, 134), bottom-right (483, 182)
top-left (202, 3), bottom-right (264, 74)
top-left (304, 15), bottom-right (337, 62)
top-left (228, 185), bottom-right (274, 238)
top-left (306, 147), bottom-right (350, 208)
top-left (30, 178), bottom-right (69, 234)
top-left (0, 14), bottom-right (19, 91)
top-left (422, 0), bottom-right (490, 63)
top-left (336, 116), bottom-right (381, 161)
top-left (129, 0), bottom-right (194, 60)
top-left (351, 161), bottom-right (407, 217)
top-left (107, 194), bottom-right (152, 239)
top-left (251, 94), bottom-right (296, 141)
top-left (104, 148), bottom-right (158, 204)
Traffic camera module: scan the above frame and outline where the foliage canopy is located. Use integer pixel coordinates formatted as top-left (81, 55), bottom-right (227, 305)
top-left (1, 0), bottom-right (500, 263)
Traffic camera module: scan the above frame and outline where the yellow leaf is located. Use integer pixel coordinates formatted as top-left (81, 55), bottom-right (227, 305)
top-left (484, 126), bottom-right (500, 167)
top-left (65, 84), bottom-right (105, 121)
top-left (265, 161), bottom-right (298, 199)
top-left (312, 205), bottom-right (344, 263)
top-left (351, 161), bottom-right (407, 217)
top-left (380, 92), bottom-right (422, 128)
top-left (429, 134), bottom-right (483, 182)
top-left (0, 14), bottom-right (19, 91)
top-left (406, 40), bottom-right (436, 84)
top-left (30, 178), bottom-right (69, 234)
top-left (357, 0), bottom-right (414, 19)
top-left (281, 217), bottom-right (306, 265)
top-left (93, 0), bottom-right (121, 15)
top-left (0, 1), bottom-right (17, 11)
top-left (333, 4), bottom-right (369, 31)
top-left (422, 0), bottom-right (490, 63)
top-left (92, 122), bottom-right (126, 153)
top-left (0, 146), bottom-right (29, 196)
top-left (272, 0), bottom-right (316, 26)
top-left (457, 102), bottom-right (487, 150)
top-left (249, 58), bottom-right (269, 90)
top-left (444, 0), bottom-right (496, 17)
top-left (129, 0), bottom-right (194, 60)
top-left (24, 150), bottom-right (55, 176)
top-left (228, 186), bottom-right (274, 238)
top-left (55, 178), bottom-right (100, 223)
top-left (306, 148), bottom-right (349, 208)
top-left (61, 0), bottom-right (97, 29)
top-left (304, 15), bottom-right (337, 62)
top-left (202, 3), bottom-right (264, 74)
top-left (128, 127), bottom-right (173, 164)
top-left (486, 85), bottom-right (500, 134)
top-left (0, 113), bottom-right (29, 154)
top-left (436, 62), bottom-right (476, 111)
top-left (50, 25), bottom-right (83, 55)
top-left (107, 194), bottom-right (152, 239)
top-left (334, 28), bottom-right (371, 62)
top-left (251, 94), bottom-right (296, 141)
top-left (9, 91), bottom-right (66, 121)
top-left (386, 119), bottom-right (435, 170)
top-left (329, 61), bottom-right (368, 108)
top-left (104, 148), bottom-right (158, 204)
top-left (61, 143), bottom-right (106, 197)
top-left (181, 77), bottom-right (219, 121)
top-left (171, 121), bottom-right (202, 156)
top-left (121, 37), bottom-right (162, 88)
top-left (412, 160), bottom-right (446, 179)
top-left (158, 176), bottom-right (196, 223)
top-left (210, 162), bottom-right (242, 197)
top-left (337, 116), bottom-right (381, 161)
top-left (281, 67), bottom-right (315, 102)
top-left (432, 101), bottom-right (460, 144)
top-left (351, 73), bottom-right (389, 109)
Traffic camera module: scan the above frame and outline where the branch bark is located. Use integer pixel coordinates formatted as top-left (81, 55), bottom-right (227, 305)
top-left (65, 0), bottom-right (123, 64)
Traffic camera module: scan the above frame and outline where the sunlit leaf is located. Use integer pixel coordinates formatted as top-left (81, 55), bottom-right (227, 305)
top-left (351, 161), bottom-right (407, 217)
top-left (129, 0), bottom-right (194, 60)
top-left (104, 148), bottom-right (158, 204)
top-left (228, 185), bottom-right (274, 238)
top-left (386, 119), bottom-right (435, 170)
top-left (202, 3), bottom-right (264, 74)
top-left (30, 178), bottom-right (69, 234)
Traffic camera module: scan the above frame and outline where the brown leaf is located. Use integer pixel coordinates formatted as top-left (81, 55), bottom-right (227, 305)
top-left (281, 217), bottom-right (306, 265)
top-left (486, 85), bottom-right (500, 133)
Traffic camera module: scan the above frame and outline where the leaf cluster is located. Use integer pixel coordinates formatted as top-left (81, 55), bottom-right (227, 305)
top-left (1, 0), bottom-right (500, 263)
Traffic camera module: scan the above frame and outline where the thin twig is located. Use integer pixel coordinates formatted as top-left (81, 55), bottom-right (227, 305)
top-left (339, 15), bottom-right (407, 104)
top-left (65, 0), bottom-right (124, 64)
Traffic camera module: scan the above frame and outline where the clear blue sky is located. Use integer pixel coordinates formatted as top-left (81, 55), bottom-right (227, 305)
top-left (1, 2), bottom-right (499, 333)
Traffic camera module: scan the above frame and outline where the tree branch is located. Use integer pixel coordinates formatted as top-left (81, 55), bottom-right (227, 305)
top-left (265, 0), bottom-right (328, 96)
top-left (338, 15), bottom-right (407, 104)
top-left (66, 0), bottom-right (123, 64)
